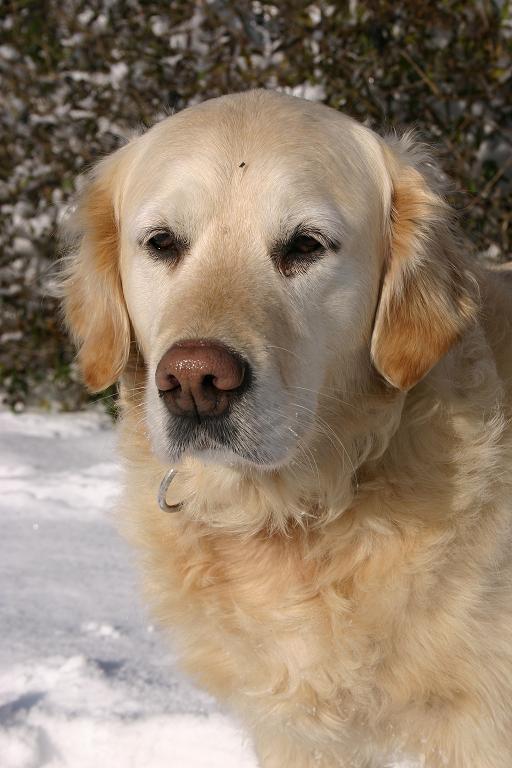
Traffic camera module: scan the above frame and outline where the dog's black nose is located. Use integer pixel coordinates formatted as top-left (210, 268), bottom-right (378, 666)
top-left (155, 339), bottom-right (248, 418)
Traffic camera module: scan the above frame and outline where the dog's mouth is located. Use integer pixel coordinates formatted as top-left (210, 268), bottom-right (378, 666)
top-left (165, 411), bottom-right (274, 466)
top-left (159, 397), bottom-right (307, 469)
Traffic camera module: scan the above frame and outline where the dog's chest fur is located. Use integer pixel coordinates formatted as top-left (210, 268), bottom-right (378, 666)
top-left (128, 475), bottom-right (506, 763)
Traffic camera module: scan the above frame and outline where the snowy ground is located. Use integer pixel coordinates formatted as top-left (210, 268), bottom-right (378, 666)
top-left (0, 409), bottom-right (257, 768)
top-left (1, 410), bottom-right (414, 768)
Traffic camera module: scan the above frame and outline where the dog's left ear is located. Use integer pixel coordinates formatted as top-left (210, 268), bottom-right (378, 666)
top-left (371, 135), bottom-right (479, 391)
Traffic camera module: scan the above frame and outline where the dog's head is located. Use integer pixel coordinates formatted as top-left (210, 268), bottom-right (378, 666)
top-left (62, 90), bottom-right (477, 475)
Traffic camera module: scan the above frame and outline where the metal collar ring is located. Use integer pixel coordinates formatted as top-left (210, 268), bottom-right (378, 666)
top-left (158, 468), bottom-right (182, 513)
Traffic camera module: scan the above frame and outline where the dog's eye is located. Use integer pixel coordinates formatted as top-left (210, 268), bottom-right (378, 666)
top-left (290, 235), bottom-right (323, 255)
top-left (277, 234), bottom-right (325, 277)
top-left (146, 230), bottom-right (187, 264)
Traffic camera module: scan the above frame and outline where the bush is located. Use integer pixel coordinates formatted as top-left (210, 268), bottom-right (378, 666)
top-left (1, 0), bottom-right (510, 409)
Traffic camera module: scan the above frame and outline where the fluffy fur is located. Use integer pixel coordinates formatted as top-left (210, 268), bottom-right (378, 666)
top-left (61, 90), bottom-right (512, 767)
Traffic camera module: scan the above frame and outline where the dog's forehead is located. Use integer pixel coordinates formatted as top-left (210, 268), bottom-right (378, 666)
top-left (123, 92), bottom-right (388, 237)
top-left (135, 100), bottom-right (338, 189)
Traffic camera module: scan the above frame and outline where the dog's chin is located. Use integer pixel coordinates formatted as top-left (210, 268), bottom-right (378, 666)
top-left (151, 426), bottom-right (300, 473)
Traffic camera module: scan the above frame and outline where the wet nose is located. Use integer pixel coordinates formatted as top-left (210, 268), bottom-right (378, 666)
top-left (155, 339), bottom-right (248, 418)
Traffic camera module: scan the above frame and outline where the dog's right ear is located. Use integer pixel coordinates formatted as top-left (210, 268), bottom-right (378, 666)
top-left (60, 148), bottom-right (131, 393)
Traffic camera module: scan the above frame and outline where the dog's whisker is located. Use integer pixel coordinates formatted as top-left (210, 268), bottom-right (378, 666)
top-left (288, 384), bottom-right (365, 414)
top-left (291, 401), bottom-right (359, 490)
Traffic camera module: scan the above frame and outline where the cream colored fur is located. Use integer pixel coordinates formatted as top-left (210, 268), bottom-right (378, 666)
top-left (61, 90), bottom-right (512, 767)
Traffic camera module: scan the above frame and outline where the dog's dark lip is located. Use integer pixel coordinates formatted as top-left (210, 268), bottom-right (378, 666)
top-left (166, 412), bottom-right (238, 453)
top-left (164, 412), bottom-right (278, 466)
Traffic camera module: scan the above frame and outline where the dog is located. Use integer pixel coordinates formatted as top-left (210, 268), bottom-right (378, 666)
top-left (61, 90), bottom-right (512, 767)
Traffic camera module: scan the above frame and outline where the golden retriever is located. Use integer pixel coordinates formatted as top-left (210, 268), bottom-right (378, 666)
top-left (61, 90), bottom-right (512, 767)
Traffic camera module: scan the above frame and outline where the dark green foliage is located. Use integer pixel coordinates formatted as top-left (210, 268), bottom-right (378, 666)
top-left (1, 0), bottom-right (510, 409)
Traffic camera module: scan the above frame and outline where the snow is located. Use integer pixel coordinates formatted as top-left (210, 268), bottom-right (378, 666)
top-left (0, 410), bottom-right (257, 768)
top-left (0, 410), bottom-right (414, 767)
